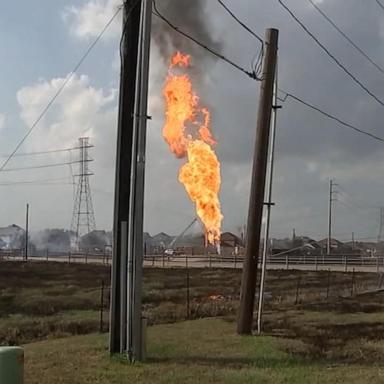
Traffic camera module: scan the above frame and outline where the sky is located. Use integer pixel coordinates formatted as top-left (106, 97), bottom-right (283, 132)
top-left (1, 0), bottom-right (384, 242)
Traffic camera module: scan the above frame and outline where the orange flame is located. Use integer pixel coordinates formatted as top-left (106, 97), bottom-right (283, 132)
top-left (162, 52), bottom-right (223, 244)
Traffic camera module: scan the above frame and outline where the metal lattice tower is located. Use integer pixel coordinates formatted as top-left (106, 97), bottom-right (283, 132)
top-left (71, 137), bottom-right (96, 244)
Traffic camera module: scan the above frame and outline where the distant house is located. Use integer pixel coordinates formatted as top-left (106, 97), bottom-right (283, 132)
top-left (271, 236), bottom-right (322, 255)
top-left (271, 238), bottom-right (292, 254)
top-left (317, 238), bottom-right (354, 254)
top-left (150, 232), bottom-right (173, 248)
top-left (79, 230), bottom-right (112, 251)
top-left (345, 241), bottom-right (376, 256)
top-left (220, 232), bottom-right (244, 248)
top-left (0, 224), bottom-right (25, 249)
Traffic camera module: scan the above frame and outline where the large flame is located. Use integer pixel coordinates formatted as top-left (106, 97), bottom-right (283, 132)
top-left (162, 52), bottom-right (223, 244)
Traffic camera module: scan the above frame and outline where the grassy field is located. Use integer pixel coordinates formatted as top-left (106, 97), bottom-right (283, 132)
top-left (2, 261), bottom-right (384, 382)
top-left (25, 318), bottom-right (384, 384)
top-left (1, 261), bottom-right (384, 346)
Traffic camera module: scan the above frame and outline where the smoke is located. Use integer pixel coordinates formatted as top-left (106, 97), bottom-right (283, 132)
top-left (152, 0), bottom-right (222, 65)
top-left (31, 229), bottom-right (72, 252)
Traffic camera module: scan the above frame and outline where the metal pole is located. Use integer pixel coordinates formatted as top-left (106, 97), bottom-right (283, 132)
top-left (100, 280), bottom-right (105, 333)
top-left (257, 62), bottom-right (279, 335)
top-left (186, 254), bottom-right (190, 320)
top-left (109, 0), bottom-right (142, 355)
top-left (351, 268), bottom-right (355, 296)
top-left (120, 221), bottom-right (128, 354)
top-left (294, 276), bottom-right (301, 305)
top-left (127, 0), bottom-right (152, 362)
top-left (327, 180), bottom-right (332, 255)
top-left (25, 204), bottom-right (29, 261)
top-left (238, 29), bottom-right (279, 335)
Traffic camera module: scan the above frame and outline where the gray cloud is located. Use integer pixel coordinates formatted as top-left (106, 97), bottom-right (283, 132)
top-left (2, 0), bottom-right (384, 243)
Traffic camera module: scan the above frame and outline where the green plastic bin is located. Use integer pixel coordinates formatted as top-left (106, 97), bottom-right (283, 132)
top-left (0, 347), bottom-right (24, 384)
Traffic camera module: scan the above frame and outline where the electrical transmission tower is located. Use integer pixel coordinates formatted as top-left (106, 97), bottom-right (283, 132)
top-left (71, 137), bottom-right (96, 245)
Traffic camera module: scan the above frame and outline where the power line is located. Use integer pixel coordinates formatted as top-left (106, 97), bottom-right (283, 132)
top-left (337, 200), bottom-right (375, 220)
top-left (216, 0), bottom-right (264, 77)
top-left (307, 0), bottom-right (384, 76)
top-left (278, 89), bottom-right (384, 143)
top-left (150, 3), bottom-right (384, 146)
top-left (0, 145), bottom-right (93, 158)
top-left (152, 0), bottom-right (260, 80)
top-left (376, 0), bottom-right (384, 11)
top-left (277, 0), bottom-right (384, 108)
top-left (0, 181), bottom-right (73, 187)
top-left (337, 185), bottom-right (379, 211)
top-left (0, 159), bottom-right (91, 173)
top-left (0, 5), bottom-right (122, 172)
top-left (216, 0), bottom-right (263, 44)
top-left (0, 176), bottom-right (72, 186)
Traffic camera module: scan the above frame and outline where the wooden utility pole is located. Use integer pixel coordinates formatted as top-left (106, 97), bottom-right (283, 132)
top-left (237, 28), bottom-right (279, 335)
top-left (25, 203), bottom-right (29, 261)
top-left (110, 0), bottom-right (142, 355)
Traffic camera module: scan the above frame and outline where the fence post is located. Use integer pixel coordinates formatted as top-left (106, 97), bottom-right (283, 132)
top-left (286, 255), bottom-right (289, 270)
top-left (186, 255), bottom-right (190, 320)
top-left (99, 280), bottom-right (105, 333)
top-left (68, 252), bottom-right (71, 264)
top-left (315, 255), bottom-right (318, 271)
top-left (85, 251), bottom-right (88, 264)
top-left (351, 268), bottom-right (355, 296)
top-left (344, 256), bottom-right (348, 273)
top-left (326, 269), bottom-right (331, 301)
top-left (377, 257), bottom-right (380, 274)
top-left (294, 276), bottom-right (301, 305)
top-left (46, 249), bottom-right (49, 262)
top-left (378, 273), bottom-right (384, 289)
top-left (162, 253), bottom-right (165, 268)
top-left (152, 255), bottom-right (155, 267)
top-left (209, 253), bottom-right (212, 268)
top-left (234, 252), bottom-right (237, 269)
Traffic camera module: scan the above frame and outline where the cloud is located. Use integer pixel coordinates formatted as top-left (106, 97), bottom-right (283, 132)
top-left (63, 0), bottom-right (122, 40)
top-left (0, 114), bottom-right (5, 131)
top-left (3, 0), bottom-right (383, 240)
top-left (13, 75), bottom-right (118, 230)
top-left (17, 74), bottom-right (116, 150)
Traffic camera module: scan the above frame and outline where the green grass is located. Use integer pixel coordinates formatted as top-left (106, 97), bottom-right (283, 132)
top-left (0, 310), bottom-right (103, 345)
top-left (24, 318), bottom-right (384, 384)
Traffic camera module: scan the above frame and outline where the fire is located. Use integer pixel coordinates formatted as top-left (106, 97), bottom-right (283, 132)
top-left (162, 52), bottom-right (223, 244)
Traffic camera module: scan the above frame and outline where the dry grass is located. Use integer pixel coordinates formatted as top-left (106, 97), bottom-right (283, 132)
top-left (1, 260), bottom-right (384, 350)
